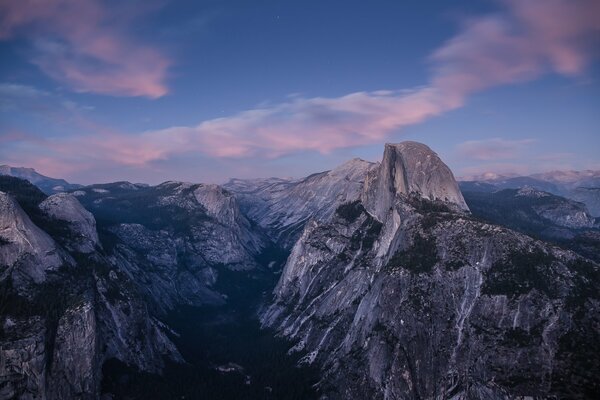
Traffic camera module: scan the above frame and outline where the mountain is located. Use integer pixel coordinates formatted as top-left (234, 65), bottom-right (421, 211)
top-left (570, 187), bottom-right (600, 216)
top-left (224, 158), bottom-right (377, 249)
top-left (459, 169), bottom-right (600, 217)
top-left (2, 143), bottom-right (599, 400)
top-left (70, 180), bottom-right (270, 313)
top-left (462, 186), bottom-right (600, 262)
top-left (0, 176), bottom-right (180, 399)
top-left (224, 142), bottom-right (468, 249)
top-left (530, 170), bottom-right (600, 187)
top-left (1, 175), bottom-right (318, 399)
top-left (262, 143), bottom-right (600, 399)
top-left (0, 165), bottom-right (82, 195)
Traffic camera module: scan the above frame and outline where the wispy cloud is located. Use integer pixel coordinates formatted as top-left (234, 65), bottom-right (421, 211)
top-left (0, 0), bottom-right (171, 98)
top-left (456, 138), bottom-right (536, 161)
top-left (1, 0), bottom-right (598, 179)
top-left (78, 0), bottom-right (597, 162)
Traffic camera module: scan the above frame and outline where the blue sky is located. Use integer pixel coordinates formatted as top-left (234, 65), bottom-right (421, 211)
top-left (0, 0), bottom-right (598, 184)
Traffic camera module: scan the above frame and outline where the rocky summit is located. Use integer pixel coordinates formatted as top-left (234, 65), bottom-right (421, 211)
top-left (260, 142), bottom-right (599, 400)
top-left (1, 142), bottom-right (599, 400)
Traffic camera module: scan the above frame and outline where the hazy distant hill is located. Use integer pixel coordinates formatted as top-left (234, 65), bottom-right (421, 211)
top-left (460, 170), bottom-right (600, 217)
top-left (0, 165), bottom-right (82, 194)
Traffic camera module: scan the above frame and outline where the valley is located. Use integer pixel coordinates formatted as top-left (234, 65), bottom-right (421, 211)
top-left (1, 142), bottom-right (599, 400)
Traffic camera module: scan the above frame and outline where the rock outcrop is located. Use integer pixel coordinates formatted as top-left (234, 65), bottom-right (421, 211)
top-left (262, 143), bottom-right (599, 400)
top-left (362, 142), bottom-right (468, 221)
top-left (2, 142), bottom-right (598, 400)
top-left (225, 158), bottom-right (376, 248)
top-left (39, 193), bottom-right (100, 253)
top-left (0, 180), bottom-right (181, 399)
top-left (0, 191), bottom-right (63, 285)
top-left (459, 169), bottom-right (600, 217)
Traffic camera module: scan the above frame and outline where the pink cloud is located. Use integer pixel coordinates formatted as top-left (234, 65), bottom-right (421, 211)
top-left (114, 0), bottom-right (595, 161)
top-left (1, 0), bottom-right (598, 179)
top-left (0, 0), bottom-right (171, 98)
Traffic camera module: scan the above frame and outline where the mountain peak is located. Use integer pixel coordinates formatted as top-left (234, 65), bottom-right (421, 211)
top-left (364, 141), bottom-right (468, 220)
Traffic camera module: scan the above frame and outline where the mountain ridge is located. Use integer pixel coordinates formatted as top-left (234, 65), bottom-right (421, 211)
top-left (1, 142), bottom-right (599, 399)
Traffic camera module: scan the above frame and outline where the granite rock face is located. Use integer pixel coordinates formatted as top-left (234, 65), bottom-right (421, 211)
top-left (0, 191), bottom-right (63, 286)
top-left (362, 142), bottom-right (468, 221)
top-left (73, 180), bottom-right (269, 314)
top-left (39, 193), bottom-right (101, 253)
top-left (225, 158), bottom-right (377, 248)
top-left (515, 187), bottom-right (597, 229)
top-left (0, 175), bottom-right (273, 399)
top-left (262, 143), bottom-right (599, 400)
top-left (2, 142), bottom-right (599, 400)
top-left (570, 187), bottom-right (600, 217)
top-left (0, 181), bottom-right (181, 400)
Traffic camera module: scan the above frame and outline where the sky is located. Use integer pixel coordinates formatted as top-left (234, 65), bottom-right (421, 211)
top-left (0, 0), bottom-right (599, 184)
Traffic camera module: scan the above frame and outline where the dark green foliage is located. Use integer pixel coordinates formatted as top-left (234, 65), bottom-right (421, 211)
top-left (336, 200), bottom-right (382, 253)
top-left (564, 259), bottom-right (600, 317)
top-left (560, 233), bottom-right (600, 263)
top-left (348, 216), bottom-right (383, 252)
top-left (74, 183), bottom-right (211, 234)
top-left (362, 218), bottom-right (383, 248)
top-left (501, 327), bottom-right (536, 347)
top-left (0, 176), bottom-right (75, 245)
top-left (407, 284), bottom-right (433, 312)
top-left (462, 188), bottom-right (600, 262)
top-left (445, 260), bottom-right (464, 271)
top-left (97, 228), bottom-right (121, 253)
top-left (481, 248), bottom-right (558, 298)
top-left (408, 195), bottom-right (461, 231)
top-left (0, 279), bottom-right (32, 323)
top-left (102, 263), bottom-right (319, 400)
top-left (420, 212), bottom-right (459, 230)
top-left (552, 325), bottom-right (600, 399)
top-left (336, 200), bottom-right (364, 223)
top-left (386, 234), bottom-right (439, 273)
top-left (254, 244), bottom-right (290, 271)
top-left (409, 195), bottom-right (452, 213)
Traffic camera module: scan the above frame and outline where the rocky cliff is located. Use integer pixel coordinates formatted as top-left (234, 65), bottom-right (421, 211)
top-left (362, 142), bottom-right (468, 221)
top-left (0, 178), bottom-right (181, 399)
top-left (262, 142), bottom-right (600, 399)
top-left (224, 158), bottom-right (377, 249)
top-left (2, 142), bottom-right (599, 400)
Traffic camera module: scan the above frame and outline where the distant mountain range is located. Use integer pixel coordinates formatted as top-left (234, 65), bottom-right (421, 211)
top-left (1, 144), bottom-right (599, 399)
top-left (0, 165), bottom-right (82, 194)
top-left (2, 163), bottom-right (598, 215)
top-left (459, 170), bottom-right (600, 216)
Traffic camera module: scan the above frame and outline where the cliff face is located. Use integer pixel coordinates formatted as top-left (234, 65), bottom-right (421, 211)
top-left (0, 191), bottom-right (64, 286)
top-left (39, 193), bottom-right (101, 254)
top-left (224, 158), bottom-right (377, 249)
top-left (1, 175), bottom-right (276, 399)
top-left (1, 142), bottom-right (598, 399)
top-left (262, 143), bottom-right (599, 399)
top-left (362, 142), bottom-right (468, 221)
top-left (0, 180), bottom-right (181, 400)
top-left (74, 180), bottom-right (269, 314)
